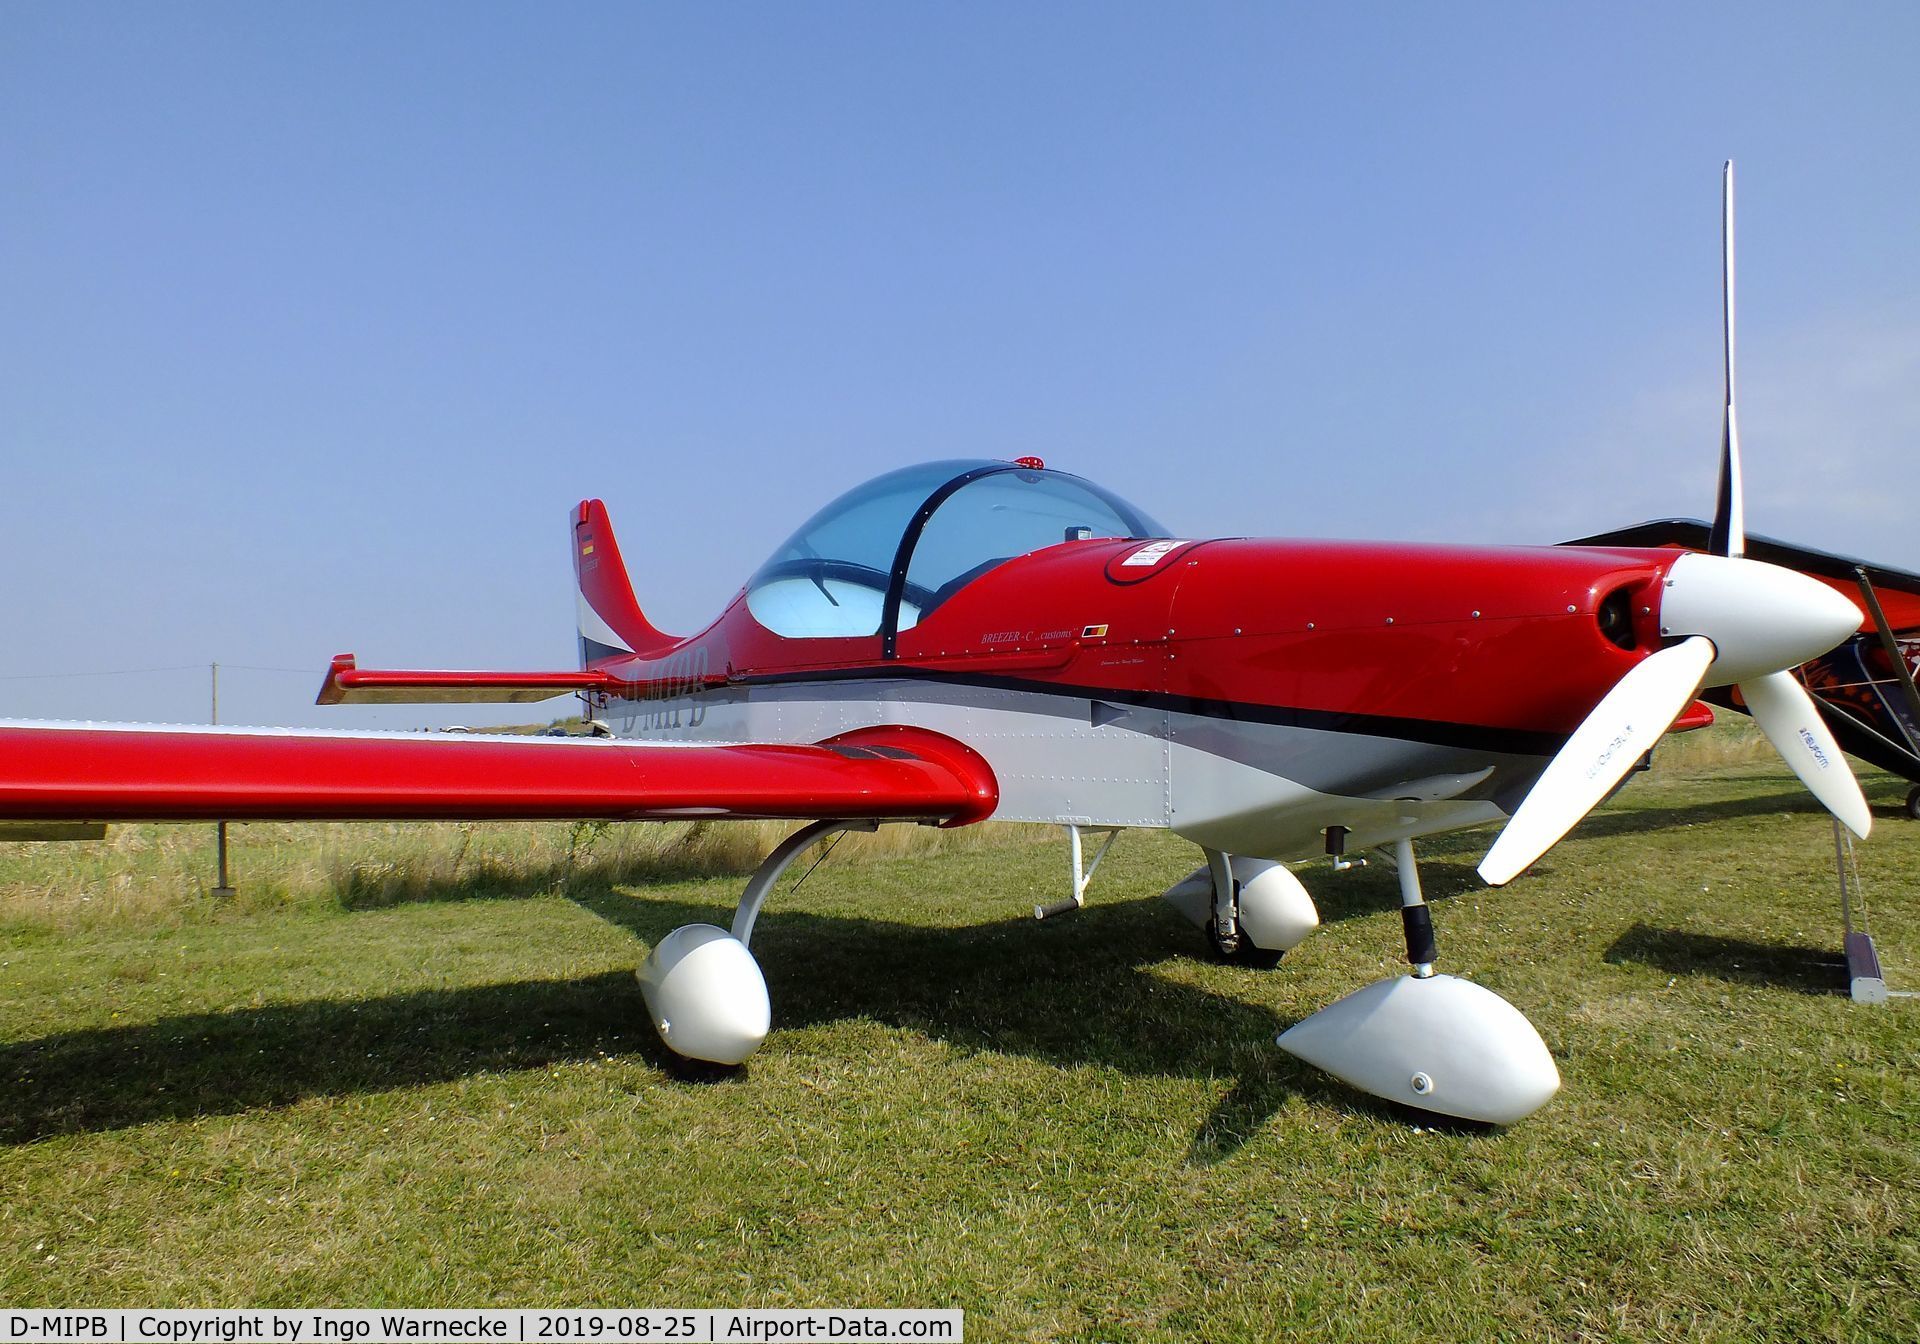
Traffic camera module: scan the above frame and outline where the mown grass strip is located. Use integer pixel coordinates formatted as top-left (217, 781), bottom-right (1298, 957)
top-left (0, 731), bottom-right (1913, 1340)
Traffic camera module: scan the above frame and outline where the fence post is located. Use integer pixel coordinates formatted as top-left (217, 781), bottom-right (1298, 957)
top-left (211, 661), bottom-right (235, 897)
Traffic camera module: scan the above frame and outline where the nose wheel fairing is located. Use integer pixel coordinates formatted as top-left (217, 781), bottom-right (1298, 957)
top-left (1276, 974), bottom-right (1561, 1125)
top-left (1278, 837), bottom-right (1561, 1125)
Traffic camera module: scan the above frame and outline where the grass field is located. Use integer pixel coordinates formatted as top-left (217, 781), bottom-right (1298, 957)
top-left (1, 725), bottom-right (1915, 1341)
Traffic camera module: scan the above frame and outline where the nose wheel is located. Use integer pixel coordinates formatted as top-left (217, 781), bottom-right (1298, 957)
top-left (1276, 837), bottom-right (1561, 1125)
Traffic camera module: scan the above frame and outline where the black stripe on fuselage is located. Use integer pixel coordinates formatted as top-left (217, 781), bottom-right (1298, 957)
top-left (728, 665), bottom-right (1567, 758)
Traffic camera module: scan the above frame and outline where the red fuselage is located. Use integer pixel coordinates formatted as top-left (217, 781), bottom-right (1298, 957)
top-left (596, 536), bottom-right (1676, 757)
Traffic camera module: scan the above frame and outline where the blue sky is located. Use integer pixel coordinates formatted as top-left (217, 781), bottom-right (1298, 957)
top-left (3, 3), bottom-right (1916, 727)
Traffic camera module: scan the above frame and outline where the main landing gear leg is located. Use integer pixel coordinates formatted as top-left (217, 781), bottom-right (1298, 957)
top-left (1205, 847), bottom-right (1241, 958)
top-left (1276, 837), bottom-right (1562, 1125)
top-left (637, 819), bottom-right (878, 1066)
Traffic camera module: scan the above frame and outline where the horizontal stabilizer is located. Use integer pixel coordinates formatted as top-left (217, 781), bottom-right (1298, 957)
top-left (0, 821), bottom-right (107, 842)
top-left (0, 720), bottom-right (997, 825)
top-left (316, 653), bottom-right (623, 705)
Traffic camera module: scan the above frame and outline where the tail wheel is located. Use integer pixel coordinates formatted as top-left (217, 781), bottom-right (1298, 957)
top-left (1905, 785), bottom-right (1920, 821)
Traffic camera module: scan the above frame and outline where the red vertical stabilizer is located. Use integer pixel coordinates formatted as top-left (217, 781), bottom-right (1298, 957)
top-left (573, 499), bottom-right (677, 664)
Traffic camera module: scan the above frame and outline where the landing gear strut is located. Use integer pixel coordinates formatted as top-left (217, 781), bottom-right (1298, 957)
top-left (1205, 848), bottom-right (1244, 959)
top-left (1393, 836), bottom-right (1437, 978)
top-left (637, 818), bottom-right (875, 1065)
top-left (1276, 838), bottom-right (1561, 1125)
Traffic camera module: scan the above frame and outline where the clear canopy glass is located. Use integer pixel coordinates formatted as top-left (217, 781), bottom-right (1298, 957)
top-left (745, 460), bottom-right (1166, 640)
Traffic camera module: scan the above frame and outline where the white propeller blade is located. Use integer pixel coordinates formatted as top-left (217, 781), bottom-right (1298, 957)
top-left (1675, 163), bottom-right (1872, 841)
top-left (1739, 670), bottom-right (1872, 838)
top-left (1709, 160), bottom-right (1745, 559)
top-left (1479, 637), bottom-right (1716, 886)
top-left (1482, 164), bottom-right (1874, 888)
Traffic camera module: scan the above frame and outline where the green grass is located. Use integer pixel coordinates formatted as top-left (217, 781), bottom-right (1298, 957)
top-left (1, 735), bottom-right (1915, 1341)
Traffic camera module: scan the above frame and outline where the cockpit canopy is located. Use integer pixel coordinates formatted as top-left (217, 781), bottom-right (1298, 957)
top-left (746, 459), bottom-right (1167, 640)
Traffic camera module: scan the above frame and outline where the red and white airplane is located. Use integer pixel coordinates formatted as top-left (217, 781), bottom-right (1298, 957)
top-left (0, 166), bottom-right (1877, 1124)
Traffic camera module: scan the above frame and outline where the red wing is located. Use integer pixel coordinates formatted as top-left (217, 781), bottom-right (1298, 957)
top-left (0, 722), bottom-right (996, 826)
top-left (1671, 700), bottom-right (1716, 733)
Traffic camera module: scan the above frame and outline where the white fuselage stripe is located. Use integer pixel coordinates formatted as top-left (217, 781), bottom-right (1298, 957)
top-left (576, 592), bottom-right (634, 654)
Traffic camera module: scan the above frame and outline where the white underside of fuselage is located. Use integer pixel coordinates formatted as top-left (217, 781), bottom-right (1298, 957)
top-left (603, 679), bottom-right (1529, 861)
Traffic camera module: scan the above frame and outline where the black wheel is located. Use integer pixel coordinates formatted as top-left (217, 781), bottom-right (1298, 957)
top-left (664, 1054), bottom-right (745, 1084)
top-left (1905, 785), bottom-right (1920, 821)
top-left (1237, 943), bottom-right (1286, 970)
top-left (1206, 920), bottom-right (1241, 961)
top-left (1205, 922), bottom-right (1284, 968)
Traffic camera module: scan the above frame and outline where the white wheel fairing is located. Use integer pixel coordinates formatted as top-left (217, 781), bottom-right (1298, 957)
top-left (1158, 856), bottom-right (1321, 952)
top-left (1233, 858), bottom-right (1321, 951)
top-left (637, 924), bottom-right (771, 1065)
top-left (1276, 974), bottom-right (1561, 1125)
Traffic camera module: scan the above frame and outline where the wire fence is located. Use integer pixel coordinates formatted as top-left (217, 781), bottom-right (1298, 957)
top-left (0, 663), bottom-right (320, 682)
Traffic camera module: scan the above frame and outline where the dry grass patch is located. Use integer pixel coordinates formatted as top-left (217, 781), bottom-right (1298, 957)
top-left (0, 819), bottom-right (1052, 931)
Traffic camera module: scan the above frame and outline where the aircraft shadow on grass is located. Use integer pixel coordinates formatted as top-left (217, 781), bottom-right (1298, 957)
top-left (0, 863), bottom-right (1492, 1154)
top-left (1579, 774), bottom-right (1914, 844)
top-left (1603, 923), bottom-right (1846, 997)
top-left (0, 970), bottom-right (645, 1148)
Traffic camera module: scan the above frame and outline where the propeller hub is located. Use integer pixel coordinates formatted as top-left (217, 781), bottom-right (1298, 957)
top-left (1659, 552), bottom-right (1862, 685)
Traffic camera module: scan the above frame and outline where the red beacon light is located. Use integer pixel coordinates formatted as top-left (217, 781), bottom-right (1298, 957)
top-left (1012, 456), bottom-right (1046, 470)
